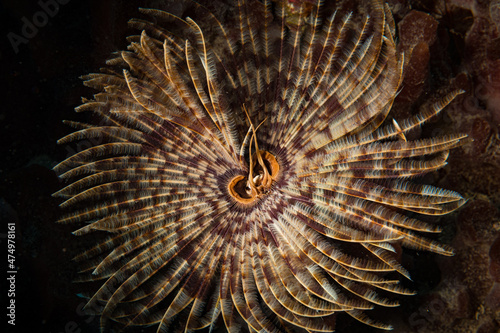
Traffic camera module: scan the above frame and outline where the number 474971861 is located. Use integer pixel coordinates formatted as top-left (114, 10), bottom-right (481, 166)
top-left (7, 223), bottom-right (15, 269)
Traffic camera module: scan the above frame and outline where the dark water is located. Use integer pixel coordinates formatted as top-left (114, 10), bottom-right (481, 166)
top-left (1, 1), bottom-right (136, 332)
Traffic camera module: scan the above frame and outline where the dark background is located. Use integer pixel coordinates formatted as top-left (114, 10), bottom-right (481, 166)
top-left (1, 1), bottom-right (143, 332)
top-left (1, 0), bottom-right (499, 332)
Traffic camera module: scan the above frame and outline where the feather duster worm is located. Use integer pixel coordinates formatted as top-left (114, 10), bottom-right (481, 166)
top-left (54, 0), bottom-right (467, 331)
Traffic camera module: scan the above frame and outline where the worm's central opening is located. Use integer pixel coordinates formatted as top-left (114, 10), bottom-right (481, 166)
top-left (228, 151), bottom-right (279, 204)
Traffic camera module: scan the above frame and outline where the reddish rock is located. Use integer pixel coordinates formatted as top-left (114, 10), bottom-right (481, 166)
top-left (398, 10), bottom-right (439, 50)
top-left (490, 236), bottom-right (500, 283)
